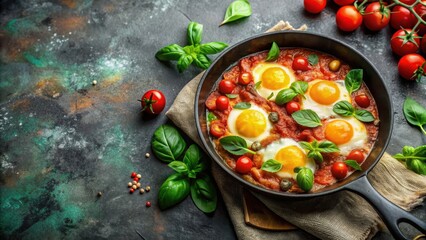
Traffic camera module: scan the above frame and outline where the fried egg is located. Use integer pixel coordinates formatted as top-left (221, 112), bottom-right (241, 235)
top-left (252, 62), bottom-right (296, 101)
top-left (227, 104), bottom-right (272, 144)
top-left (259, 138), bottom-right (316, 179)
top-left (301, 79), bottom-right (351, 119)
top-left (323, 117), bottom-right (368, 155)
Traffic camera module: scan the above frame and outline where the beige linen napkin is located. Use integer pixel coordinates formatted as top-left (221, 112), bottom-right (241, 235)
top-left (166, 21), bottom-right (426, 240)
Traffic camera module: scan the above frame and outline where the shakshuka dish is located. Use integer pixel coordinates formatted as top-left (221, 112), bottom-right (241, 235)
top-left (205, 47), bottom-right (379, 193)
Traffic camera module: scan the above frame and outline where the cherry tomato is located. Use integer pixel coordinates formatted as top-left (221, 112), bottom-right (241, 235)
top-left (398, 53), bottom-right (426, 81)
top-left (331, 162), bottom-right (348, 180)
top-left (355, 94), bottom-right (370, 108)
top-left (399, 0), bottom-right (416, 4)
top-left (414, 1), bottom-right (426, 35)
top-left (140, 89), bottom-right (166, 115)
top-left (239, 72), bottom-right (253, 85)
top-left (209, 122), bottom-right (226, 138)
top-left (292, 57), bottom-right (311, 71)
top-left (390, 29), bottom-right (420, 57)
top-left (390, 6), bottom-right (416, 30)
top-left (205, 93), bottom-right (218, 110)
top-left (286, 101), bottom-right (301, 115)
top-left (218, 80), bottom-right (235, 94)
top-left (336, 6), bottom-right (363, 32)
top-left (215, 96), bottom-right (229, 111)
top-left (333, 0), bottom-right (355, 6)
top-left (235, 156), bottom-right (253, 174)
top-left (363, 2), bottom-right (390, 31)
top-left (346, 149), bottom-right (365, 164)
top-left (304, 0), bottom-right (327, 14)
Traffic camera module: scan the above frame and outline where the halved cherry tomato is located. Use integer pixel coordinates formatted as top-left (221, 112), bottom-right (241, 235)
top-left (239, 72), bottom-right (253, 85)
top-left (235, 156), bottom-right (253, 174)
top-left (205, 93), bottom-right (218, 110)
top-left (336, 6), bottom-right (363, 32)
top-left (304, 0), bottom-right (327, 14)
top-left (390, 6), bottom-right (416, 30)
top-left (346, 149), bottom-right (365, 164)
top-left (363, 2), bottom-right (390, 31)
top-left (355, 94), bottom-right (370, 108)
top-left (210, 122), bottom-right (226, 138)
top-left (140, 89), bottom-right (166, 115)
top-left (286, 101), bottom-right (301, 115)
top-left (390, 29), bottom-right (420, 57)
top-left (219, 80), bottom-right (235, 94)
top-left (333, 0), bottom-right (355, 6)
top-left (216, 96), bottom-right (229, 111)
top-left (398, 53), bottom-right (426, 81)
top-left (292, 57), bottom-right (311, 71)
top-left (331, 162), bottom-right (348, 180)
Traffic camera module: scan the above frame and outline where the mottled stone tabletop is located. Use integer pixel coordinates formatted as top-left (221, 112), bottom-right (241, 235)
top-left (0, 0), bottom-right (425, 239)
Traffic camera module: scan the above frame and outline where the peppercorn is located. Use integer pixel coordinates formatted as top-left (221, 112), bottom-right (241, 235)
top-left (132, 181), bottom-right (137, 185)
top-left (137, 182), bottom-right (141, 188)
top-left (128, 182), bottom-right (132, 187)
top-left (97, 192), bottom-right (102, 197)
top-left (145, 186), bottom-right (151, 192)
top-left (329, 60), bottom-right (341, 72)
top-left (268, 112), bottom-right (279, 123)
top-left (140, 188), bottom-right (145, 194)
top-left (129, 188), bottom-right (134, 193)
top-left (146, 201), bottom-right (151, 207)
top-left (280, 179), bottom-right (293, 191)
top-left (136, 174), bottom-right (141, 179)
top-left (145, 153), bottom-right (150, 158)
top-left (92, 80), bottom-right (97, 86)
top-left (133, 177), bottom-right (139, 182)
top-left (251, 141), bottom-right (262, 151)
top-left (131, 172), bottom-right (136, 178)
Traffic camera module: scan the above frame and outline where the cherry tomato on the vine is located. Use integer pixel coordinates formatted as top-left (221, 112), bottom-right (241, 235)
top-left (390, 6), bottom-right (416, 30)
top-left (414, 1), bottom-right (426, 35)
top-left (398, 53), bottom-right (426, 81)
top-left (336, 6), bottom-right (363, 32)
top-left (286, 101), bottom-right (301, 115)
top-left (304, 0), bottom-right (327, 14)
top-left (355, 94), bottom-right (370, 108)
top-left (140, 89), bottom-right (166, 115)
top-left (399, 0), bottom-right (416, 4)
top-left (363, 2), bottom-right (390, 31)
top-left (292, 57), bottom-right (311, 71)
top-left (333, 0), bottom-right (355, 6)
top-left (421, 34), bottom-right (426, 54)
top-left (216, 96), bottom-right (229, 111)
top-left (346, 149), bottom-right (365, 164)
top-left (210, 122), bottom-right (226, 138)
top-left (235, 156), bottom-right (253, 174)
top-left (331, 162), bottom-right (348, 180)
top-left (390, 29), bottom-right (420, 57)
top-left (219, 80), bottom-right (235, 94)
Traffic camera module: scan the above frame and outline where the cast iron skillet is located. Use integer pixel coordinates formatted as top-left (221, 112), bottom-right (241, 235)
top-left (195, 31), bottom-right (426, 239)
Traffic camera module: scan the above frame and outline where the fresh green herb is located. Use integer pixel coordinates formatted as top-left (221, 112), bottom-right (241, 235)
top-left (219, 136), bottom-right (256, 155)
top-left (308, 54), bottom-right (319, 66)
top-left (226, 94), bottom-right (239, 99)
top-left (275, 81), bottom-right (308, 105)
top-left (267, 92), bottom-right (274, 100)
top-left (168, 161), bottom-right (189, 174)
top-left (266, 42), bottom-right (280, 62)
top-left (394, 145), bottom-right (426, 175)
top-left (151, 125), bottom-right (186, 163)
top-left (299, 140), bottom-right (339, 163)
top-left (345, 69), bottom-right (363, 94)
top-left (183, 144), bottom-right (203, 178)
top-left (261, 159), bottom-right (282, 172)
top-left (403, 97), bottom-right (426, 135)
top-left (291, 110), bottom-right (322, 127)
top-left (344, 160), bottom-right (362, 171)
top-left (333, 100), bottom-right (375, 122)
top-left (294, 167), bottom-right (314, 192)
top-left (158, 173), bottom-right (190, 210)
top-left (190, 175), bottom-right (217, 213)
top-left (220, 0), bottom-right (252, 26)
top-left (156, 22), bottom-right (228, 72)
top-left (207, 112), bottom-right (217, 122)
top-left (234, 102), bottom-right (251, 109)
top-left (291, 81), bottom-right (308, 97)
top-left (255, 81), bottom-right (262, 89)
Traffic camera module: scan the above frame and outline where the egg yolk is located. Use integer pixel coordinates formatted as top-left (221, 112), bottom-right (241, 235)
top-left (261, 67), bottom-right (290, 90)
top-left (309, 80), bottom-right (340, 105)
top-left (325, 120), bottom-right (354, 145)
top-left (236, 109), bottom-right (267, 138)
top-left (275, 146), bottom-right (307, 174)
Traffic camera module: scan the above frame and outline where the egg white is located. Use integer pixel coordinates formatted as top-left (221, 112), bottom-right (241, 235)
top-left (324, 117), bottom-right (368, 155)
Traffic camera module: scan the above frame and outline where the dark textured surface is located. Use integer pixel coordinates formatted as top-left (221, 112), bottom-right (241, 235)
top-left (0, 0), bottom-right (424, 239)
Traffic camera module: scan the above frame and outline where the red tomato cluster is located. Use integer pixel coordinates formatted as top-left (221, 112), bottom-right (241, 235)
top-left (303, 0), bottom-right (426, 81)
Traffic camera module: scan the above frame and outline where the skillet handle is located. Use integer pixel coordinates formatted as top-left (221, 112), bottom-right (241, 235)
top-left (344, 175), bottom-right (426, 239)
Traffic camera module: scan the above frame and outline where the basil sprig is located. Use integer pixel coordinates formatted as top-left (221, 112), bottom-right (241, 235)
top-left (266, 42), bottom-right (280, 62)
top-left (344, 160), bottom-right (362, 171)
top-left (294, 167), bottom-right (314, 192)
top-left (345, 69), bottom-right (363, 94)
top-left (291, 109), bottom-right (322, 127)
top-left (333, 100), bottom-right (375, 122)
top-left (220, 0), bottom-right (252, 26)
top-left (308, 54), bottom-right (319, 66)
top-left (394, 145), bottom-right (426, 175)
top-left (403, 97), bottom-right (426, 135)
top-left (155, 21), bottom-right (228, 72)
top-left (275, 81), bottom-right (308, 105)
top-left (219, 136), bottom-right (256, 155)
top-left (151, 124), bottom-right (186, 163)
top-left (261, 159), bottom-right (282, 172)
top-left (299, 140), bottom-right (339, 163)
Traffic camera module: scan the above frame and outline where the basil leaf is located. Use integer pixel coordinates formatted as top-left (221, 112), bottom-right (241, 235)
top-left (226, 94), bottom-right (239, 99)
top-left (266, 42), bottom-right (280, 62)
top-left (177, 54), bottom-right (193, 73)
top-left (333, 100), bottom-right (355, 117)
top-left (193, 54), bottom-right (211, 70)
top-left (345, 69), bottom-right (363, 94)
top-left (261, 159), bottom-right (282, 172)
top-left (183, 144), bottom-right (202, 172)
top-left (221, 0), bottom-right (252, 26)
top-left (393, 145), bottom-right (426, 175)
top-left (152, 125), bottom-right (186, 163)
top-left (187, 22), bottom-right (203, 46)
top-left (291, 109), bottom-right (322, 127)
top-left (308, 54), bottom-right (319, 66)
top-left (190, 175), bottom-right (217, 213)
top-left (299, 141), bottom-right (315, 151)
top-left (345, 160), bottom-right (362, 171)
top-left (296, 167), bottom-right (314, 192)
top-left (200, 42), bottom-right (228, 54)
top-left (193, 161), bottom-right (207, 173)
top-left (234, 102), bottom-right (251, 109)
top-left (317, 141), bottom-right (339, 153)
top-left (406, 159), bottom-right (426, 175)
top-left (267, 92), bottom-right (274, 100)
top-left (354, 110), bottom-right (375, 122)
top-left (254, 81), bottom-right (262, 89)
top-left (294, 167), bottom-right (302, 173)
top-left (155, 44), bottom-right (185, 61)
top-left (291, 81), bottom-right (308, 96)
top-left (308, 151), bottom-right (323, 163)
top-left (168, 161), bottom-right (189, 173)
top-left (158, 173), bottom-right (190, 210)
top-left (403, 97), bottom-right (426, 135)
top-left (207, 112), bottom-right (217, 122)
top-left (275, 89), bottom-right (298, 105)
top-left (219, 136), bottom-right (256, 155)
top-left (413, 145), bottom-right (426, 157)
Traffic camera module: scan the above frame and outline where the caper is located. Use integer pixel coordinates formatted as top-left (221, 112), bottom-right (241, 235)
top-left (280, 179), bottom-right (293, 191)
top-left (268, 112), bottom-right (279, 123)
top-left (251, 141), bottom-right (262, 151)
top-left (328, 60), bottom-right (341, 72)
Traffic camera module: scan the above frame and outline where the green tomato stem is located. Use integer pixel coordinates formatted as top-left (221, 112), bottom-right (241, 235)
top-left (420, 125), bottom-right (426, 135)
